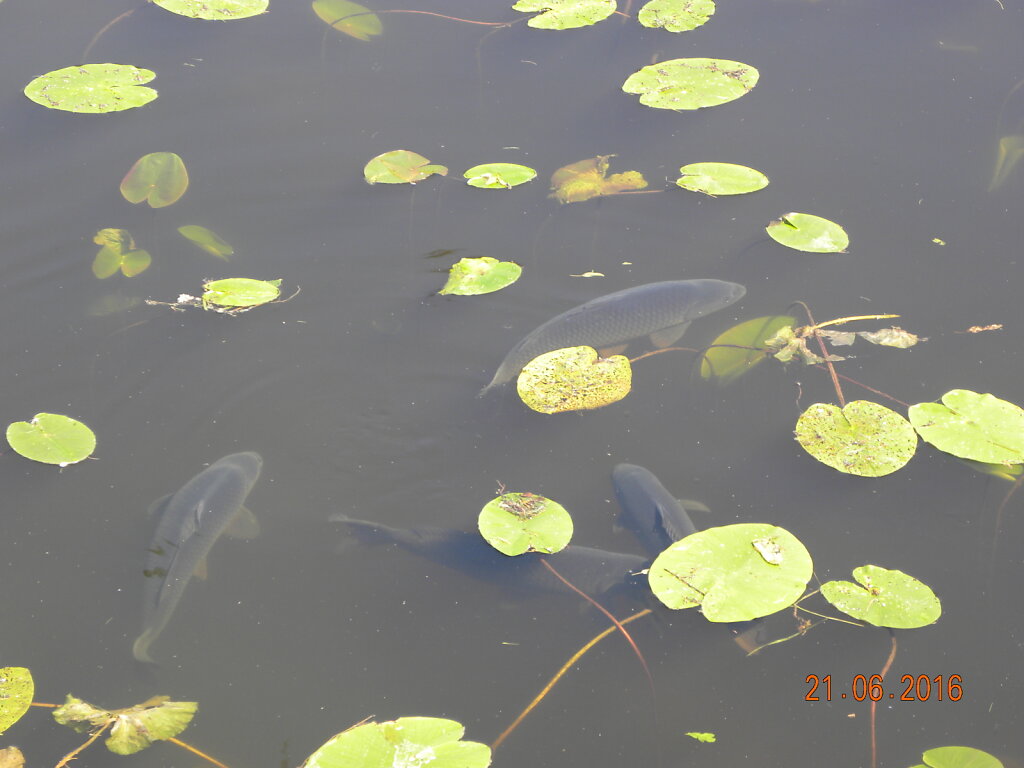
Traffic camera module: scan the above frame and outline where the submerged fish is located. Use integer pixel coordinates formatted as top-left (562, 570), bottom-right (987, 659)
top-left (133, 451), bottom-right (263, 663)
top-left (479, 279), bottom-right (746, 395)
top-left (612, 463), bottom-right (701, 555)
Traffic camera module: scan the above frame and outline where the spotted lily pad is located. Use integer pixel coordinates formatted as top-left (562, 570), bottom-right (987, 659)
top-left (766, 212), bottom-right (849, 253)
top-left (53, 695), bottom-right (197, 755)
top-left (622, 58), bottom-right (759, 111)
top-left (24, 64), bottom-right (157, 113)
top-left (478, 492), bottom-right (573, 555)
top-left (153, 0), bottom-right (268, 19)
top-left (178, 225), bottom-right (234, 259)
top-left (908, 390), bottom-right (1024, 465)
top-left (549, 155), bottom-right (647, 203)
top-left (699, 315), bottom-right (796, 384)
top-left (312, 0), bottom-right (382, 40)
top-left (439, 257), bottom-right (521, 296)
top-left (517, 346), bottom-right (632, 414)
top-left (364, 150), bottom-right (448, 184)
top-left (512, 0), bottom-right (616, 29)
top-left (463, 163), bottom-right (537, 189)
top-left (6, 413), bottom-right (97, 466)
top-left (795, 401), bottom-right (916, 476)
top-left (120, 152), bottom-right (188, 208)
top-left (202, 278), bottom-right (281, 308)
top-left (638, 0), bottom-right (716, 32)
top-left (0, 667), bottom-right (34, 735)
top-left (821, 565), bottom-right (941, 628)
top-left (676, 162), bottom-right (768, 196)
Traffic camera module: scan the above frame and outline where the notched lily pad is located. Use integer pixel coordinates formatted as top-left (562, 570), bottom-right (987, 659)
top-left (53, 695), bottom-right (197, 756)
top-left (676, 162), bottom-right (768, 196)
top-left (908, 390), bottom-right (1024, 466)
top-left (766, 212), bottom-right (849, 253)
top-left (120, 152), bottom-right (189, 208)
top-left (364, 150), bottom-right (448, 184)
top-left (699, 315), bottom-right (795, 384)
top-left (24, 64), bottom-right (157, 113)
top-left (478, 492), bottom-right (573, 555)
top-left (463, 163), bottom-right (537, 189)
top-left (795, 401), bottom-right (917, 477)
top-left (517, 346), bottom-right (631, 414)
top-left (622, 58), bottom-right (759, 111)
top-left (153, 0), bottom-right (268, 19)
top-left (92, 228), bottom-right (151, 278)
top-left (550, 155), bottom-right (647, 203)
top-left (6, 413), bottom-right (97, 466)
top-left (638, 0), bottom-right (716, 33)
top-left (312, 0), bottom-right (382, 40)
top-left (821, 565), bottom-right (941, 628)
top-left (512, 0), bottom-right (616, 29)
top-left (0, 667), bottom-right (34, 735)
top-left (438, 257), bottom-right (521, 296)
top-left (178, 225), bottom-right (234, 259)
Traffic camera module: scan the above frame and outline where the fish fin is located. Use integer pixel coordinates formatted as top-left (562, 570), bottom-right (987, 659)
top-left (132, 630), bottom-right (158, 664)
top-left (597, 343), bottom-right (628, 357)
top-left (224, 506), bottom-right (260, 539)
top-left (194, 557), bottom-right (209, 580)
top-left (147, 493), bottom-right (174, 519)
top-left (677, 498), bottom-right (711, 515)
top-left (649, 321), bottom-right (691, 348)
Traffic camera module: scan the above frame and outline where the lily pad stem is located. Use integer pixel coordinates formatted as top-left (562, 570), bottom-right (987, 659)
top-left (794, 302), bottom-right (845, 406)
top-left (870, 631), bottom-right (898, 768)
top-left (55, 721), bottom-right (111, 768)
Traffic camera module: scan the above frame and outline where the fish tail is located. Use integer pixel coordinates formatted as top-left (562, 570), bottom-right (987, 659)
top-left (131, 631), bottom-right (158, 665)
top-left (330, 514), bottom-right (406, 546)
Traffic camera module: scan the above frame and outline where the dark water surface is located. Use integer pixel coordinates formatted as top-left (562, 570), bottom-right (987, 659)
top-left (2, 1), bottom-right (1022, 766)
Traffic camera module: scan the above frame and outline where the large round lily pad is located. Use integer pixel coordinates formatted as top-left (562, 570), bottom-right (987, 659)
top-left (676, 162), bottom-right (768, 196)
top-left (438, 257), bottom-right (521, 296)
top-left (153, 0), bottom-right (268, 19)
top-left (6, 414), bottom-right (97, 466)
top-left (120, 152), bottom-right (189, 208)
top-left (648, 523), bottom-right (813, 622)
top-left (622, 58), bottom-right (759, 111)
top-left (463, 163), bottom-right (537, 189)
top-left (795, 401), bottom-right (917, 477)
top-left (478, 492), bottom-right (573, 556)
top-left (517, 346), bottom-right (631, 414)
top-left (0, 667), bottom-right (34, 735)
top-left (638, 0), bottom-right (715, 32)
top-left (908, 390), bottom-right (1024, 465)
top-left (821, 565), bottom-right (941, 628)
top-left (201, 278), bottom-right (281, 308)
top-left (766, 212), bottom-right (849, 253)
top-left (302, 717), bottom-right (491, 768)
top-left (912, 746), bottom-right (1003, 768)
top-left (24, 64), bottom-right (157, 113)
top-left (512, 0), bottom-right (616, 29)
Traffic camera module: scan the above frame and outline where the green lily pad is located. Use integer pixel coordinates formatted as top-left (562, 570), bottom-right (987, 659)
top-left (686, 732), bottom-right (716, 743)
top-left (312, 0), bottom-right (382, 40)
top-left (676, 162), bottom-right (769, 196)
top-left (766, 212), bottom-right (849, 253)
top-left (622, 58), bottom-right (759, 111)
top-left (120, 152), bottom-right (188, 208)
top-left (0, 667), bottom-right (34, 735)
top-left (364, 150), bottom-right (448, 184)
top-left (908, 390), bottom-right (1024, 465)
top-left (202, 278), bottom-right (281, 308)
top-left (549, 155), bottom-right (647, 203)
top-left (6, 413), bottom-right (97, 466)
top-left (512, 0), bottom-right (616, 29)
top-left (638, 0), bottom-right (715, 32)
top-left (301, 716), bottom-right (491, 768)
top-left (517, 346), bottom-right (632, 414)
top-left (478, 492), bottom-right (573, 556)
top-left (438, 257), bottom-right (521, 296)
top-left (821, 565), bottom-right (941, 629)
top-left (153, 0), bottom-right (268, 19)
top-left (92, 229), bottom-right (151, 279)
top-left (53, 695), bottom-right (197, 755)
top-left (178, 225), bottom-right (234, 259)
top-left (463, 163), bottom-right (537, 189)
top-left (648, 523), bottom-right (813, 621)
top-left (795, 401), bottom-right (917, 477)
top-left (699, 315), bottom-right (795, 384)
top-left (24, 64), bottom-right (157, 113)
top-left (912, 746), bottom-right (1003, 768)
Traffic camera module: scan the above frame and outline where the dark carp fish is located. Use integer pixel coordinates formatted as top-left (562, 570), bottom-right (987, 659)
top-left (480, 279), bottom-right (746, 395)
top-left (134, 451), bottom-right (263, 663)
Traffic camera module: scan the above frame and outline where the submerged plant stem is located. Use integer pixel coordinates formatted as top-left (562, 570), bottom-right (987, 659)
top-left (168, 737), bottom-right (232, 768)
top-left (794, 302), bottom-right (845, 406)
top-left (55, 721), bottom-right (110, 768)
top-left (870, 631), bottom-right (898, 768)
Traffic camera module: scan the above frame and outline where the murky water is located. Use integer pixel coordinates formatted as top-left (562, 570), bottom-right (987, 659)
top-left (1, 1), bottom-right (1022, 766)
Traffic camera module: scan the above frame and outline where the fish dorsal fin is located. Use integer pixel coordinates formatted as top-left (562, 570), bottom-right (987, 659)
top-left (194, 556), bottom-right (208, 580)
top-left (147, 493), bottom-right (174, 519)
top-left (678, 498), bottom-right (711, 515)
top-left (649, 321), bottom-right (691, 348)
top-left (597, 343), bottom-right (629, 357)
top-left (224, 506), bottom-right (260, 540)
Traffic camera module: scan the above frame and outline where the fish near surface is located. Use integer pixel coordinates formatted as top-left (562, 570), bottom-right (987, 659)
top-left (133, 451), bottom-right (263, 664)
top-left (479, 279), bottom-right (746, 395)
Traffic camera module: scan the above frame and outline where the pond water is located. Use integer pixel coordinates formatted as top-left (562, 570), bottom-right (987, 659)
top-left (2, 1), bottom-right (1022, 766)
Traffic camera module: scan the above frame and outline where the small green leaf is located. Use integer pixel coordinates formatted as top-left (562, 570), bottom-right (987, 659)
top-left (438, 257), bottom-right (521, 296)
top-left (700, 315), bottom-right (795, 384)
top-left (908, 390), bottom-right (1024, 465)
top-left (638, 0), bottom-right (715, 32)
top-left (549, 155), bottom-right (647, 203)
top-left (685, 732), bottom-right (716, 743)
top-left (622, 58), bottom-right (759, 111)
top-left (120, 152), bottom-right (189, 208)
top-left (201, 278), bottom-right (281, 308)
top-left (512, 0), bottom-right (616, 29)
top-left (91, 229), bottom-right (150, 279)
top-left (364, 150), bottom-right (448, 184)
top-left (676, 162), bottom-right (768, 196)
top-left (0, 746), bottom-right (24, 768)
top-left (794, 401), bottom-right (917, 477)
top-left (648, 523), bottom-right (813, 621)
top-left (478, 492), bottom-right (573, 556)
top-left (178, 225), bottom-right (234, 259)
top-left (821, 565), bottom-right (941, 629)
top-left (312, 0), bottom-right (382, 40)
top-left (463, 163), bottom-right (537, 189)
top-left (913, 746), bottom-right (1003, 768)
top-left (0, 667), bottom-right (34, 735)
top-left (517, 346), bottom-right (632, 414)
top-left (153, 0), bottom-right (268, 19)
top-left (119, 250), bottom-right (152, 277)
top-left (24, 64), bottom-right (157, 113)
top-left (6, 413), bottom-right (97, 466)
top-left (766, 212), bottom-right (849, 253)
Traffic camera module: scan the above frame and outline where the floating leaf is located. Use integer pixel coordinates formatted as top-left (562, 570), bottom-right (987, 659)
top-left (512, 0), bottom-right (616, 29)
top-left (463, 163), bottom-right (537, 189)
top-left (201, 278), bottom-right (281, 308)
top-left (438, 257), bottom-right (521, 296)
top-left (908, 390), bottom-right (1024, 465)
top-left (648, 523), bottom-right (813, 621)
top-left (152, 0), bottom-right (268, 19)
top-left (0, 667), bottom-right (34, 735)
top-left (0, 747), bottom-right (24, 768)
top-left (766, 212), bottom-right (849, 253)
top-left (301, 717), bottom-right (491, 768)
top-left (478, 492), bottom-right (573, 556)
top-left (675, 162), bottom-right (768, 196)
top-left (120, 152), bottom-right (188, 208)
top-left (550, 155), bottom-right (647, 203)
top-left (312, 0), bottom-right (382, 40)
top-left (686, 732), bottom-right (716, 743)
top-left (92, 229), bottom-right (151, 279)
top-left (622, 58), bottom-right (759, 111)
top-left (795, 401), bottom-right (917, 477)
top-left (517, 346), bottom-right (632, 414)
top-left (638, 0), bottom-right (715, 33)
top-left (913, 746), bottom-right (1003, 768)
top-left (821, 565), bottom-right (941, 629)
top-left (6, 413), bottom-right (97, 466)
top-left (178, 225), bottom-right (234, 259)
top-left (364, 150), bottom-right (448, 184)
top-left (53, 695), bottom-right (196, 755)
top-left (24, 64), bottom-right (157, 113)
top-left (700, 315), bottom-right (795, 384)
top-left (857, 327), bottom-right (922, 348)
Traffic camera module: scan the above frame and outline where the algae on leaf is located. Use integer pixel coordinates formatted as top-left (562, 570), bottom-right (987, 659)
top-left (512, 0), bottom-right (616, 29)
top-left (908, 390), bottom-right (1024, 466)
top-left (312, 0), bottom-right (382, 40)
top-left (550, 155), bottom-right (647, 203)
top-left (766, 212), bottom-right (849, 253)
top-left (364, 150), bottom-right (448, 184)
top-left (622, 58), bottom-right (759, 110)
top-left (795, 401), bottom-right (917, 477)
top-left (517, 346), bottom-right (632, 414)
top-left (153, 0), bottom-right (268, 19)
top-left (478, 492), bottom-right (573, 555)
top-left (0, 667), bottom-right (34, 735)
top-left (24, 64), bottom-right (157, 113)
top-left (439, 257), bottom-right (521, 296)
top-left (6, 414), bottom-right (97, 466)
top-left (120, 152), bottom-right (189, 208)
top-left (821, 565), bottom-right (941, 628)
top-left (638, 0), bottom-right (715, 32)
